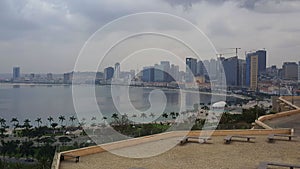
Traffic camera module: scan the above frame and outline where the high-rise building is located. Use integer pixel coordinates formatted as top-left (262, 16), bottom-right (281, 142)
top-left (47, 73), bottom-right (53, 80)
top-left (154, 64), bottom-right (164, 82)
top-left (256, 50), bottom-right (267, 74)
top-left (114, 63), bottom-right (120, 79)
top-left (63, 72), bottom-right (73, 84)
top-left (196, 60), bottom-right (204, 76)
top-left (266, 65), bottom-right (278, 77)
top-left (246, 50), bottom-right (267, 75)
top-left (13, 67), bottom-right (20, 81)
top-left (209, 58), bottom-right (218, 79)
top-left (170, 64), bottom-right (180, 82)
top-left (282, 62), bottom-right (298, 80)
top-left (250, 55), bottom-right (259, 91)
top-left (142, 66), bottom-right (155, 82)
top-left (160, 61), bottom-right (171, 82)
top-left (104, 67), bottom-right (114, 80)
top-left (29, 73), bottom-right (35, 80)
top-left (202, 60), bottom-right (209, 77)
top-left (222, 56), bottom-right (239, 86)
top-left (238, 59), bottom-right (246, 87)
top-left (185, 57), bottom-right (197, 82)
top-left (246, 54), bottom-right (259, 90)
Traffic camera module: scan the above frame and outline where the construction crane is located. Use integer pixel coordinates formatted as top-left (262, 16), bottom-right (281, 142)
top-left (227, 48), bottom-right (241, 57)
top-left (218, 48), bottom-right (241, 57)
top-left (216, 52), bottom-right (236, 58)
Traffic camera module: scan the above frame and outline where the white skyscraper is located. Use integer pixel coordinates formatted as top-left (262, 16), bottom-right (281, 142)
top-left (114, 62), bottom-right (120, 79)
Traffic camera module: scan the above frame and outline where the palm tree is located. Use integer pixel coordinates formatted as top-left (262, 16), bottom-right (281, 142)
top-left (132, 114), bottom-right (137, 123)
top-left (51, 123), bottom-right (58, 134)
top-left (0, 118), bottom-right (6, 127)
top-left (10, 117), bottom-right (19, 129)
top-left (102, 116), bottom-right (107, 122)
top-left (0, 118), bottom-right (7, 138)
top-left (170, 112), bottom-right (176, 119)
top-left (111, 113), bottom-right (119, 124)
top-left (162, 113), bottom-right (168, 119)
top-left (149, 113), bottom-right (155, 118)
top-left (69, 115), bottom-right (76, 126)
top-left (47, 116), bottom-right (54, 127)
top-left (90, 116), bottom-right (97, 127)
top-left (23, 119), bottom-right (32, 129)
top-left (35, 118), bottom-right (42, 128)
top-left (79, 118), bottom-right (86, 127)
top-left (58, 115), bottom-right (66, 127)
top-left (120, 114), bottom-right (129, 125)
top-left (140, 112), bottom-right (147, 121)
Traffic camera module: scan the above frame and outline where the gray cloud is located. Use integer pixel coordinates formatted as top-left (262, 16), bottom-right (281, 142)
top-left (164, 0), bottom-right (300, 13)
top-left (0, 0), bottom-right (299, 73)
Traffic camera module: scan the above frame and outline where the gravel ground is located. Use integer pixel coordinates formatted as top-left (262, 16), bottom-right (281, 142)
top-left (60, 136), bottom-right (300, 169)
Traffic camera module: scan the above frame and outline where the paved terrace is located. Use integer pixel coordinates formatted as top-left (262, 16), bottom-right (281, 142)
top-left (56, 129), bottom-right (297, 169)
top-left (59, 135), bottom-right (300, 169)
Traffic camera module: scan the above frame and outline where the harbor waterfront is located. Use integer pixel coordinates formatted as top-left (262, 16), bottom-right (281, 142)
top-left (0, 84), bottom-right (241, 126)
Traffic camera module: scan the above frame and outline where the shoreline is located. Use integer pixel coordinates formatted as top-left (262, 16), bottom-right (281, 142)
top-left (0, 82), bottom-right (249, 99)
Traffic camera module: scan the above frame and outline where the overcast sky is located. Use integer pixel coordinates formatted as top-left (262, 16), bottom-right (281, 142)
top-left (0, 0), bottom-right (300, 73)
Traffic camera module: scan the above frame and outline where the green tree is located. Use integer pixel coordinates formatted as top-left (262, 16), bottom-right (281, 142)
top-left (58, 136), bottom-right (72, 146)
top-left (20, 140), bottom-right (35, 160)
top-left (0, 140), bottom-right (8, 161)
top-left (5, 140), bottom-right (20, 158)
top-left (36, 143), bottom-right (55, 169)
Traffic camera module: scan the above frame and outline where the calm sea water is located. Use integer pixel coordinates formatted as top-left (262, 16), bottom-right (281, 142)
top-left (0, 84), bottom-right (232, 126)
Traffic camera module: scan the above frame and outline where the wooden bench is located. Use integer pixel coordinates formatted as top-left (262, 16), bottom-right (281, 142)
top-left (268, 134), bottom-right (297, 143)
top-left (61, 154), bottom-right (80, 163)
top-left (180, 136), bottom-right (211, 145)
top-left (258, 162), bottom-right (300, 169)
top-left (224, 135), bottom-right (255, 144)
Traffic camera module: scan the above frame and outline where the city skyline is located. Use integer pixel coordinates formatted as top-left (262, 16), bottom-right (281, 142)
top-left (1, 1), bottom-right (300, 73)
